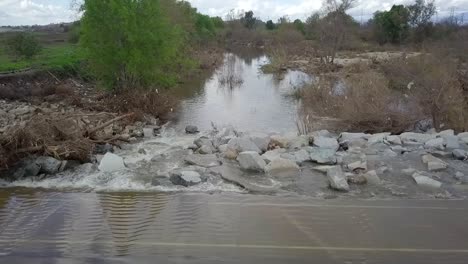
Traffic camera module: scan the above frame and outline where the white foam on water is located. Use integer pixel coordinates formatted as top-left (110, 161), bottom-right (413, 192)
top-left (5, 129), bottom-right (245, 193)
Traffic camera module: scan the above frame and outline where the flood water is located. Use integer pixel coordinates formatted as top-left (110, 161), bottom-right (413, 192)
top-left (2, 52), bottom-right (468, 263)
top-left (173, 53), bottom-right (312, 133)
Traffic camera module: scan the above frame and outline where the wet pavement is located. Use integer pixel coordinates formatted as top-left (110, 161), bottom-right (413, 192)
top-left (1, 190), bottom-right (468, 263)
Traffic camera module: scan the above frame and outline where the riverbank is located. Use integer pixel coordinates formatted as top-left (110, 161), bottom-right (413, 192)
top-left (3, 124), bottom-right (468, 200)
top-left (0, 45), bottom-right (224, 175)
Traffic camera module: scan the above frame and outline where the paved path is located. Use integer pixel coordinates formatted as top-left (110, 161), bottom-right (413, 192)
top-left (1, 190), bottom-right (468, 263)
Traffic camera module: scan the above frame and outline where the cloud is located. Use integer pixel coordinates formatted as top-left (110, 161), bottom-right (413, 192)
top-left (0, 0), bottom-right (77, 26)
top-left (1, 0), bottom-right (467, 26)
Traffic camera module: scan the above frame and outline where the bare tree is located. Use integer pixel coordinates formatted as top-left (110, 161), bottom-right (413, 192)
top-left (314, 0), bottom-right (356, 64)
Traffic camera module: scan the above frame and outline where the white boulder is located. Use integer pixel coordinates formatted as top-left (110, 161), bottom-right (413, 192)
top-left (98, 153), bottom-right (126, 172)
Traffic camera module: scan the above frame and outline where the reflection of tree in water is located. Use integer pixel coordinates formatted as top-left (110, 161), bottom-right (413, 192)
top-left (98, 192), bottom-right (168, 256)
top-left (218, 53), bottom-right (244, 89)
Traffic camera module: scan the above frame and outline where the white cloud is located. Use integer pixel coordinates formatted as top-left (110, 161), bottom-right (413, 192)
top-left (0, 0), bottom-right (77, 26)
top-left (1, 0), bottom-right (467, 26)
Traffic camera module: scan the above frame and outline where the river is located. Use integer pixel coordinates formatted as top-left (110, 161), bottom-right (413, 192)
top-left (1, 52), bottom-right (468, 263)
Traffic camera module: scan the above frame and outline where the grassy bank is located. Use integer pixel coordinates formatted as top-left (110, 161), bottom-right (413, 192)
top-left (0, 42), bottom-right (83, 73)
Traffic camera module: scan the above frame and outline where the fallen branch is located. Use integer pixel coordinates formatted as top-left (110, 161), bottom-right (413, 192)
top-left (47, 70), bottom-right (61, 83)
top-left (85, 113), bottom-right (134, 137)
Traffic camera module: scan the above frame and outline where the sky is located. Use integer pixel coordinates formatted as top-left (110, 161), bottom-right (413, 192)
top-left (1, 0), bottom-right (467, 26)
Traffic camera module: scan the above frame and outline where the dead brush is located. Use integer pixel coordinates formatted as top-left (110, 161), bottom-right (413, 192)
top-left (0, 116), bottom-right (94, 169)
top-left (100, 89), bottom-right (177, 121)
top-left (300, 72), bottom-right (420, 133)
top-left (380, 54), bottom-right (466, 131)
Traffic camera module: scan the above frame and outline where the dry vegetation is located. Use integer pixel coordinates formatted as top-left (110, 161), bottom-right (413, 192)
top-left (299, 49), bottom-right (468, 133)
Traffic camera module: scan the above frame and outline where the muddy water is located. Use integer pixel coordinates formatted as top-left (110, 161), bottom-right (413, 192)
top-left (173, 53), bottom-right (312, 133)
top-left (2, 190), bottom-right (468, 263)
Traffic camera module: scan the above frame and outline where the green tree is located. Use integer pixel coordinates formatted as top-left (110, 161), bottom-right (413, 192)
top-left (7, 33), bottom-right (42, 59)
top-left (242, 11), bottom-right (256, 29)
top-left (293, 19), bottom-right (306, 35)
top-left (373, 5), bottom-right (410, 44)
top-left (80, 0), bottom-right (184, 90)
top-left (266, 20), bottom-right (276, 30)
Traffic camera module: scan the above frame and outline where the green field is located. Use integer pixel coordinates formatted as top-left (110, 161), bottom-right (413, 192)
top-left (0, 31), bottom-right (83, 73)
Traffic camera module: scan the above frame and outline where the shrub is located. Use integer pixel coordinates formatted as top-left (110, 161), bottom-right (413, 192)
top-left (380, 54), bottom-right (466, 131)
top-left (80, 0), bottom-right (185, 90)
top-left (7, 33), bottom-right (42, 59)
top-left (300, 72), bottom-right (419, 133)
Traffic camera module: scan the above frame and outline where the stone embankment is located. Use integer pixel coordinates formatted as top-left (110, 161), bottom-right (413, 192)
top-left (9, 123), bottom-right (468, 198)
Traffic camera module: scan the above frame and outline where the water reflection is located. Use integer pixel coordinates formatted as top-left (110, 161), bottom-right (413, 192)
top-left (174, 52), bottom-right (312, 133)
top-left (218, 53), bottom-right (244, 89)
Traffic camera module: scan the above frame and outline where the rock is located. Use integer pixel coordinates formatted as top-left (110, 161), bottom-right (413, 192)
top-left (338, 132), bottom-right (369, 144)
top-left (138, 148), bottom-right (147, 154)
top-left (170, 171), bottom-right (202, 187)
top-left (288, 135), bottom-right (310, 150)
top-left (438, 129), bottom-right (455, 136)
top-left (455, 172), bottom-right (466, 182)
top-left (424, 138), bottom-right (445, 150)
top-left (431, 151), bottom-right (452, 159)
top-left (313, 136), bottom-right (339, 151)
top-left (237, 151), bottom-right (266, 172)
top-left (217, 126), bottom-right (237, 138)
top-left (341, 138), bottom-right (367, 150)
top-left (265, 158), bottom-right (300, 177)
top-left (270, 135), bottom-right (289, 148)
top-left (347, 160), bottom-right (367, 171)
top-left (194, 137), bottom-right (213, 148)
top-left (185, 154), bottom-right (221, 168)
top-left (400, 132), bottom-right (436, 145)
top-left (347, 174), bottom-right (367, 185)
top-left (291, 149), bottom-right (310, 164)
top-left (185, 125), bottom-right (199, 134)
top-left (228, 137), bottom-right (261, 153)
top-left (249, 133), bottom-right (270, 152)
top-left (198, 145), bottom-right (213, 154)
top-left (35, 156), bottom-right (62, 175)
top-left (363, 170), bottom-right (381, 185)
top-left (391, 145), bottom-right (407, 153)
top-left (327, 166), bottom-right (349, 192)
top-left (24, 162), bottom-right (41, 177)
top-left (385, 135), bottom-right (402, 145)
top-left (143, 127), bottom-right (155, 138)
top-left (367, 133), bottom-right (391, 145)
top-left (98, 153), bottom-right (126, 172)
top-left (443, 135), bottom-right (460, 149)
top-left (461, 137), bottom-right (468, 145)
top-left (453, 149), bottom-right (467, 160)
top-left (212, 165), bottom-right (277, 193)
top-left (218, 144), bottom-right (228, 153)
top-left (307, 147), bottom-right (337, 165)
top-left (412, 172), bottom-right (442, 189)
top-left (428, 161), bottom-right (448, 171)
top-left (261, 149), bottom-right (286, 163)
top-left (312, 165), bottom-right (337, 173)
top-left (402, 168), bottom-right (417, 176)
top-left (422, 154), bottom-right (447, 171)
top-left (222, 149), bottom-right (238, 160)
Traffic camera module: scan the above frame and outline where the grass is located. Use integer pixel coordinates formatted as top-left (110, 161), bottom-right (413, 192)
top-left (0, 43), bottom-right (83, 72)
top-left (0, 42), bottom-right (83, 73)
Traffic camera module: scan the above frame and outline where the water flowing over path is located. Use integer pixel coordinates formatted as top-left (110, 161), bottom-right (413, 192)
top-left (1, 191), bottom-right (468, 263)
top-left (2, 52), bottom-right (468, 263)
